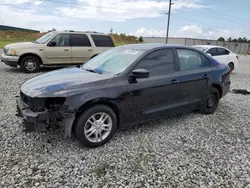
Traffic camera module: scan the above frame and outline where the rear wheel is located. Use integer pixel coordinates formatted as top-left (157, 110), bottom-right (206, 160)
top-left (73, 105), bottom-right (117, 148)
top-left (200, 87), bottom-right (220, 114)
top-left (228, 62), bottom-right (234, 73)
top-left (20, 55), bottom-right (41, 73)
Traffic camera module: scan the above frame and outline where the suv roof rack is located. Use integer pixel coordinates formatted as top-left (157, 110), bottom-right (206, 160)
top-left (64, 30), bottom-right (74, 32)
top-left (63, 30), bottom-right (105, 34)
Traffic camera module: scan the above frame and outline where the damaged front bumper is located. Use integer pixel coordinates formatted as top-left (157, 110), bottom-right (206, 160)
top-left (16, 97), bottom-right (75, 137)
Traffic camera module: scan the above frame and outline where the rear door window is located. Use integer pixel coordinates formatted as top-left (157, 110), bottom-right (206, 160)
top-left (177, 49), bottom-right (210, 71)
top-left (91, 35), bottom-right (115, 47)
top-left (217, 48), bottom-right (230, 55)
top-left (71, 34), bottom-right (91, 47)
top-left (206, 48), bottom-right (217, 56)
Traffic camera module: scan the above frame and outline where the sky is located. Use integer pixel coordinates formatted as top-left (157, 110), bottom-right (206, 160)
top-left (0, 0), bottom-right (249, 40)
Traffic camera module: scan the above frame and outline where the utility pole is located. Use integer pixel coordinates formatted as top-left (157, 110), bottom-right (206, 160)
top-left (166, 0), bottom-right (173, 44)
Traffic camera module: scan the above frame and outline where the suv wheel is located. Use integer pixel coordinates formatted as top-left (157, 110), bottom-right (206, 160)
top-left (73, 105), bottom-right (117, 148)
top-left (20, 56), bottom-right (41, 73)
top-left (200, 87), bottom-right (220, 114)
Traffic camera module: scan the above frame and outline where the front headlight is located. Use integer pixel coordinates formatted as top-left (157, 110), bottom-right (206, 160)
top-left (6, 48), bottom-right (17, 56)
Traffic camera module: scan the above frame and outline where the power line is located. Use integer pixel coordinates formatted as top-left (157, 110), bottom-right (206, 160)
top-left (204, 7), bottom-right (250, 23)
top-left (186, 7), bottom-right (250, 28)
top-left (173, 15), bottom-right (249, 36)
top-left (0, 1), bottom-right (249, 37)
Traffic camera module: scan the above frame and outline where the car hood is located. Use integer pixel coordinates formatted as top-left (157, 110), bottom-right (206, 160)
top-left (5, 42), bottom-right (37, 49)
top-left (21, 67), bottom-right (113, 97)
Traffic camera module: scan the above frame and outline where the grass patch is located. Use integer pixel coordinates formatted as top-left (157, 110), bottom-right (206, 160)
top-left (0, 37), bottom-right (37, 48)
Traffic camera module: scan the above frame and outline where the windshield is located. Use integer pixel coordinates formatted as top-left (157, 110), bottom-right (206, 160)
top-left (35, 32), bottom-right (56, 44)
top-left (82, 47), bottom-right (145, 75)
top-left (193, 46), bottom-right (208, 52)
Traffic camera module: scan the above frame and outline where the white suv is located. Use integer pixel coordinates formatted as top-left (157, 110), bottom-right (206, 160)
top-left (1, 31), bottom-right (114, 73)
top-left (193, 45), bottom-right (239, 72)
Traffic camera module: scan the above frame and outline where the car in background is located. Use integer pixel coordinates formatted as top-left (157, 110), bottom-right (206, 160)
top-left (1, 31), bottom-right (114, 73)
top-left (16, 44), bottom-right (231, 148)
top-left (192, 45), bottom-right (239, 72)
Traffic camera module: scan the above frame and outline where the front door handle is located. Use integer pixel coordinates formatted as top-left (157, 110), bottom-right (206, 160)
top-left (88, 49), bottom-right (93, 51)
top-left (171, 79), bottom-right (179, 84)
top-left (64, 49), bottom-right (69, 51)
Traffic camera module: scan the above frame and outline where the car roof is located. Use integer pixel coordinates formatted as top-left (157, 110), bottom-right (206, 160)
top-left (193, 45), bottom-right (226, 49)
top-left (119, 43), bottom-right (191, 50)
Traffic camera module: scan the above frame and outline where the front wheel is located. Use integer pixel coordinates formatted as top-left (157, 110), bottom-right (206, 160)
top-left (73, 105), bottom-right (117, 148)
top-left (20, 56), bottom-right (41, 73)
top-left (200, 87), bottom-right (220, 114)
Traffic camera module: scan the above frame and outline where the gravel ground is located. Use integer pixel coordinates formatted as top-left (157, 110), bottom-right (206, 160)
top-left (1, 51), bottom-right (250, 188)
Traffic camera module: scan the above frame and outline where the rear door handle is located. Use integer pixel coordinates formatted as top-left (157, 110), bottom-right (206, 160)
top-left (88, 49), bottom-right (93, 51)
top-left (171, 79), bottom-right (179, 84)
top-left (64, 49), bottom-right (69, 51)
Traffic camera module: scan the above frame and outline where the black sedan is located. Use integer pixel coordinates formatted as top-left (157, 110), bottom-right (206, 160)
top-left (16, 44), bottom-right (231, 147)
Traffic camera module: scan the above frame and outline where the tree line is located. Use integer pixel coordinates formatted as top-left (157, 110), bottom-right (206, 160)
top-left (217, 37), bottom-right (250, 43)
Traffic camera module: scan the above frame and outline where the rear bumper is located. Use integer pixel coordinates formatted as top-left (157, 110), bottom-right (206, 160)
top-left (1, 53), bottom-right (19, 67)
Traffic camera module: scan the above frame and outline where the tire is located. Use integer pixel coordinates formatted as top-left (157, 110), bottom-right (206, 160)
top-left (228, 62), bottom-right (234, 73)
top-left (200, 87), bottom-right (220, 114)
top-left (20, 55), bottom-right (41, 73)
top-left (73, 105), bottom-right (117, 148)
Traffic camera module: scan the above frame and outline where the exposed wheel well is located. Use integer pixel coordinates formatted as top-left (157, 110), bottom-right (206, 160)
top-left (18, 53), bottom-right (43, 65)
top-left (213, 84), bottom-right (222, 98)
top-left (228, 62), bottom-right (234, 70)
top-left (73, 100), bottom-right (120, 132)
top-left (90, 54), bottom-right (99, 59)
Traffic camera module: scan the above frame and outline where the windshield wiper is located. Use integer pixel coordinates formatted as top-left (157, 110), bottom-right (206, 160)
top-left (82, 68), bottom-right (101, 74)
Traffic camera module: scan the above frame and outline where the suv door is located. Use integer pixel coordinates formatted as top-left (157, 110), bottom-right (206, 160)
top-left (71, 34), bottom-right (94, 64)
top-left (44, 34), bottom-right (71, 64)
top-left (123, 48), bottom-right (181, 125)
top-left (175, 48), bottom-right (211, 106)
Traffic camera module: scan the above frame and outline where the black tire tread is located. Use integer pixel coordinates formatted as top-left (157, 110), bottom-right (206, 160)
top-left (200, 87), bottom-right (220, 114)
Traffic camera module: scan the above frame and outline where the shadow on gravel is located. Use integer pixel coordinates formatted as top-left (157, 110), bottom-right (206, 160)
top-left (2, 67), bottom-right (62, 73)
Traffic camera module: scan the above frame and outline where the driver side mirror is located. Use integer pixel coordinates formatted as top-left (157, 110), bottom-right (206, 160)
top-left (48, 41), bottom-right (56, 47)
top-left (129, 69), bottom-right (149, 83)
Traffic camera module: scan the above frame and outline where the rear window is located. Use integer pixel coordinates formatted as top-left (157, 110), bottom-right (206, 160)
top-left (91, 35), bottom-right (115, 47)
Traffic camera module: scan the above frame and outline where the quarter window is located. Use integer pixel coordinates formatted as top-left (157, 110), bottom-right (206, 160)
top-left (50, 34), bottom-right (70, 46)
top-left (91, 35), bottom-right (115, 47)
top-left (134, 49), bottom-right (175, 76)
top-left (71, 34), bottom-right (91, 47)
top-left (177, 49), bottom-right (210, 71)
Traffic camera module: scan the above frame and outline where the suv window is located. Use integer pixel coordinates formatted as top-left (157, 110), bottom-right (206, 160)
top-left (50, 34), bottom-right (70, 46)
top-left (71, 34), bottom-right (91, 47)
top-left (134, 49), bottom-right (175, 76)
top-left (206, 48), bottom-right (217, 56)
top-left (177, 49), bottom-right (210, 71)
top-left (217, 48), bottom-right (230, 55)
top-left (91, 35), bottom-right (115, 47)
